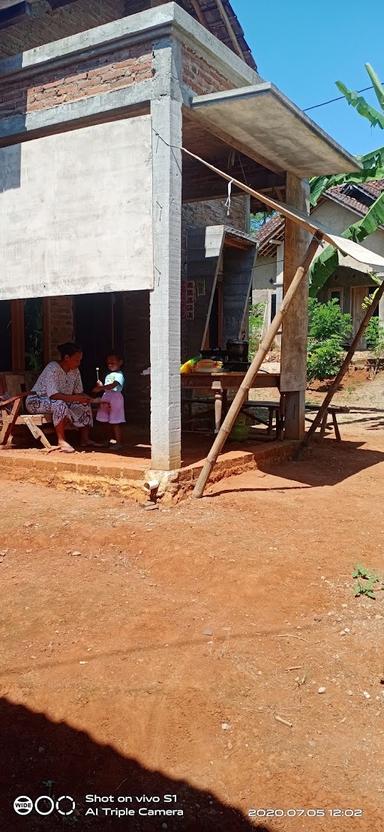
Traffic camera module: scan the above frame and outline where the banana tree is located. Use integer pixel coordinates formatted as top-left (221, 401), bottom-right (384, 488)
top-left (309, 64), bottom-right (384, 296)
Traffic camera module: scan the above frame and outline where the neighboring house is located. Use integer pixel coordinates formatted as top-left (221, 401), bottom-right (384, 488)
top-left (253, 180), bottom-right (384, 346)
top-left (0, 0), bottom-right (359, 469)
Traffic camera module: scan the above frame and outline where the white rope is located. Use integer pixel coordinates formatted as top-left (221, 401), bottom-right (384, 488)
top-left (224, 179), bottom-right (234, 216)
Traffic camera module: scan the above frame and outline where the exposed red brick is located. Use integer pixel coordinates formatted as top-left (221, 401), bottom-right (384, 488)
top-left (182, 44), bottom-right (234, 95)
top-left (0, 42), bottom-right (153, 117)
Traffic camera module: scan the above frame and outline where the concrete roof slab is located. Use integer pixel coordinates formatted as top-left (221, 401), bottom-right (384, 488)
top-left (191, 82), bottom-right (361, 177)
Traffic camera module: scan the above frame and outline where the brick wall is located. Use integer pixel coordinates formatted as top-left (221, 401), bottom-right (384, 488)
top-left (182, 43), bottom-right (234, 95)
top-left (0, 0), bottom-right (128, 58)
top-left (46, 296), bottom-right (74, 361)
top-left (0, 42), bottom-right (152, 117)
top-left (182, 195), bottom-right (250, 233)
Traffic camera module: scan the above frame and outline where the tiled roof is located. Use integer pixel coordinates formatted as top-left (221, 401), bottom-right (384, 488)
top-left (254, 178), bottom-right (384, 255)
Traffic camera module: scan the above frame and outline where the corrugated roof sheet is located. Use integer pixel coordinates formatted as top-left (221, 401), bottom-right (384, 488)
top-left (255, 178), bottom-right (384, 256)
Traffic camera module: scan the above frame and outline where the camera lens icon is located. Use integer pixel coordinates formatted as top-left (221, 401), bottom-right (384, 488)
top-left (13, 796), bottom-right (33, 816)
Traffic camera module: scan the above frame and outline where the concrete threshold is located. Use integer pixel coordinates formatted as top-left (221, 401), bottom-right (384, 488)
top-left (0, 441), bottom-right (298, 504)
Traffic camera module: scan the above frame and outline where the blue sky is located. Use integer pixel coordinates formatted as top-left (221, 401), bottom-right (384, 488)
top-left (232, 0), bottom-right (384, 158)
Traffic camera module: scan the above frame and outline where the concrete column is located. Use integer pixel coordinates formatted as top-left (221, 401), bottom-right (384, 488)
top-left (280, 174), bottom-right (310, 439)
top-left (150, 44), bottom-right (182, 470)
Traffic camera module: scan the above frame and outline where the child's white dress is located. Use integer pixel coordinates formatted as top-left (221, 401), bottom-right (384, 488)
top-left (96, 371), bottom-right (126, 425)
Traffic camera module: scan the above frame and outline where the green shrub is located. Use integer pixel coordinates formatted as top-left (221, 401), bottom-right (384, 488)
top-left (307, 299), bottom-right (352, 382)
top-left (365, 317), bottom-right (384, 356)
top-left (307, 338), bottom-right (344, 382)
top-left (308, 298), bottom-right (352, 343)
top-left (365, 317), bottom-right (379, 349)
top-left (249, 302), bottom-right (266, 359)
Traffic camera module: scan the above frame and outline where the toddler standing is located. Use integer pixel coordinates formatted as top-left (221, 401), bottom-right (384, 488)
top-left (93, 354), bottom-right (125, 449)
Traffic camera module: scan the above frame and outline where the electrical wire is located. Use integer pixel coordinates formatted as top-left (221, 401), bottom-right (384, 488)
top-left (303, 84), bottom-right (377, 112)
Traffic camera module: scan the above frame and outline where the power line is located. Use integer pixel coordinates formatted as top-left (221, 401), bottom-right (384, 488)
top-left (303, 84), bottom-right (376, 112)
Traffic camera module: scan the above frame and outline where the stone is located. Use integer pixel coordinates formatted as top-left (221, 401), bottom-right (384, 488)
top-left (318, 687), bottom-right (326, 694)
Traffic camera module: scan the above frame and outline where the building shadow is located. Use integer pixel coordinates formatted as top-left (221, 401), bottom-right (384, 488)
top-left (0, 698), bottom-right (273, 832)
top-left (206, 439), bottom-right (384, 497)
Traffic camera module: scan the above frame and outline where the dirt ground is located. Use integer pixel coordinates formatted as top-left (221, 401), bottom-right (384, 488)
top-left (1, 375), bottom-right (384, 831)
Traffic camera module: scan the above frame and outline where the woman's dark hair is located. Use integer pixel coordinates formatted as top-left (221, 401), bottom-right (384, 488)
top-left (57, 342), bottom-right (82, 359)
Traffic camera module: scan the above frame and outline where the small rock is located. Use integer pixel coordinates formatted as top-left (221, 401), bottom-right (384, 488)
top-left (203, 628), bottom-right (213, 636)
top-left (221, 722), bottom-right (231, 731)
top-left (318, 687), bottom-right (326, 694)
top-left (375, 614), bottom-right (383, 620)
top-left (347, 690), bottom-right (353, 696)
top-left (313, 615), bottom-right (322, 622)
top-left (362, 691), bottom-right (371, 699)
top-left (38, 746), bottom-right (45, 754)
top-left (71, 551), bottom-right (82, 557)
top-left (144, 503), bottom-right (159, 511)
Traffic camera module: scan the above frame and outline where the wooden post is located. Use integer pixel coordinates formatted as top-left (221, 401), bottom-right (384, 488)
top-left (281, 174), bottom-right (311, 439)
top-left (298, 278), bottom-right (384, 454)
top-left (193, 234), bottom-right (322, 498)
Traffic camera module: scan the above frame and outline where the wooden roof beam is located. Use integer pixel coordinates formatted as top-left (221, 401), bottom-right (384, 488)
top-left (214, 0), bottom-right (244, 60)
top-left (189, 0), bottom-right (208, 28)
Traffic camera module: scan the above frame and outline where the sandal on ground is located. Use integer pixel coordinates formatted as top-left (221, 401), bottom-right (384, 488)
top-left (79, 440), bottom-right (106, 449)
top-left (58, 441), bottom-right (76, 453)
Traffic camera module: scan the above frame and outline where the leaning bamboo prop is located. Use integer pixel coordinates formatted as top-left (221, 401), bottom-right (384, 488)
top-left (297, 277), bottom-right (384, 457)
top-left (193, 233), bottom-right (323, 498)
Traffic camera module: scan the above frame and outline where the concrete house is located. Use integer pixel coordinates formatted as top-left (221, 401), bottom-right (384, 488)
top-left (253, 179), bottom-right (384, 345)
top-left (0, 0), bottom-right (359, 472)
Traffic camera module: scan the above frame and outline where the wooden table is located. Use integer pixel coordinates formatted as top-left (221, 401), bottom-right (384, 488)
top-left (182, 371), bottom-right (280, 433)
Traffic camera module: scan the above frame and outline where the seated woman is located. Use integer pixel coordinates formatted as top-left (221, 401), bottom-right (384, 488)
top-left (25, 342), bottom-right (100, 453)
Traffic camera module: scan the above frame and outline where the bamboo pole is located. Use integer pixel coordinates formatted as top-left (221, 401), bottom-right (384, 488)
top-left (298, 278), bottom-right (384, 455)
top-left (193, 233), bottom-right (322, 498)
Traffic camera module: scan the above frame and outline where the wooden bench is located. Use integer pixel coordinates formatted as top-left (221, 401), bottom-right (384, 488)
top-left (241, 400), bottom-right (284, 439)
top-left (0, 372), bottom-right (54, 449)
top-left (0, 372), bottom-right (105, 450)
top-left (304, 404), bottom-right (350, 441)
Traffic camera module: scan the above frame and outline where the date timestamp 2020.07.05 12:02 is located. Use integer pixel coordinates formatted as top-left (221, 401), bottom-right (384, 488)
top-left (248, 808), bottom-right (363, 820)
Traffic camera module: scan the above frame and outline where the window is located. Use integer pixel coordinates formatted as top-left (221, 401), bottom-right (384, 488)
top-left (328, 288), bottom-right (343, 306)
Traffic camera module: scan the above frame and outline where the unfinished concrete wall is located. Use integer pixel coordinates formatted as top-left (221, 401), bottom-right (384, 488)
top-left (0, 115), bottom-right (154, 300)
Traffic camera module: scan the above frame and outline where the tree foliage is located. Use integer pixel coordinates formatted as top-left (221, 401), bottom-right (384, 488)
top-left (309, 63), bottom-right (384, 296)
top-left (307, 299), bottom-right (352, 382)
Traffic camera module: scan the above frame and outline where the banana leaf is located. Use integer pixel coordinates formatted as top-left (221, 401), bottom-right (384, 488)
top-left (335, 80), bottom-right (384, 130)
top-left (366, 63), bottom-right (384, 111)
top-left (310, 146), bottom-right (384, 207)
top-left (309, 191), bottom-right (384, 296)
